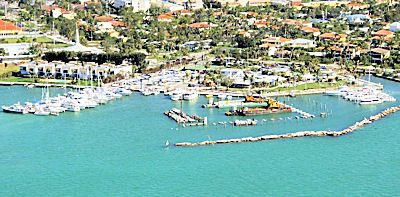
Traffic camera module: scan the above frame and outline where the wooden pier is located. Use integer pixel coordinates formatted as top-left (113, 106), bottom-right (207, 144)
top-left (174, 105), bottom-right (400, 147)
top-left (279, 103), bottom-right (315, 118)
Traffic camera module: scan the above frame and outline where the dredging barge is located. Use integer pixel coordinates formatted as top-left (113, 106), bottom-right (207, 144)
top-left (225, 97), bottom-right (291, 116)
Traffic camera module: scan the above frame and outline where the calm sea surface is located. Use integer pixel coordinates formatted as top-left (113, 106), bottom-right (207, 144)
top-left (0, 76), bottom-right (399, 196)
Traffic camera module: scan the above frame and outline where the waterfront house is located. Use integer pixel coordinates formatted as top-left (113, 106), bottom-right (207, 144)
top-left (20, 62), bottom-right (38, 75)
top-left (368, 48), bottom-right (390, 63)
top-left (37, 63), bottom-right (56, 77)
top-left (19, 61), bottom-right (130, 80)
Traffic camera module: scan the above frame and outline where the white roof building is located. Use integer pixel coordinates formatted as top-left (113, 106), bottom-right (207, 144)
top-left (281, 38), bottom-right (316, 48)
top-left (114, 0), bottom-right (151, 12)
top-left (220, 68), bottom-right (245, 83)
top-left (389, 22), bottom-right (400, 32)
top-left (0, 43), bottom-right (32, 56)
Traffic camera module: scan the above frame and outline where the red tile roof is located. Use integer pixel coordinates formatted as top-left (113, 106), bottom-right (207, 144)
top-left (259, 43), bottom-right (276, 48)
top-left (187, 23), bottom-right (210, 28)
top-left (158, 14), bottom-right (173, 20)
top-left (0, 19), bottom-right (22, 31)
top-left (282, 19), bottom-right (311, 26)
top-left (372, 29), bottom-right (394, 36)
top-left (95, 16), bottom-right (114, 22)
top-left (213, 12), bottom-right (226, 16)
top-left (166, 9), bottom-right (192, 16)
top-left (110, 21), bottom-right (125, 27)
top-left (85, 1), bottom-right (101, 5)
top-left (370, 48), bottom-right (390, 55)
top-left (346, 3), bottom-right (365, 7)
top-left (302, 27), bottom-right (320, 33)
top-left (254, 21), bottom-right (270, 27)
top-left (245, 11), bottom-right (258, 16)
top-left (319, 33), bottom-right (337, 39)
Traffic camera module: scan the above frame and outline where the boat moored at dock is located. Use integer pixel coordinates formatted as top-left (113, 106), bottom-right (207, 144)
top-left (2, 104), bottom-right (29, 114)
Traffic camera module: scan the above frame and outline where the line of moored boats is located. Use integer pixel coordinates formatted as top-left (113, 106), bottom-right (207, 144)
top-left (2, 87), bottom-right (132, 116)
top-left (326, 85), bottom-right (396, 105)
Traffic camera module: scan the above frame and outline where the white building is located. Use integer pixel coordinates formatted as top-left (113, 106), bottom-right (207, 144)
top-left (220, 68), bottom-right (245, 83)
top-left (114, 0), bottom-right (151, 12)
top-left (389, 22), bottom-right (400, 32)
top-left (19, 61), bottom-right (132, 79)
top-left (281, 38), bottom-right (316, 48)
top-left (254, 74), bottom-right (287, 84)
top-left (169, 0), bottom-right (203, 9)
top-left (0, 43), bottom-right (32, 56)
top-left (96, 22), bottom-right (114, 33)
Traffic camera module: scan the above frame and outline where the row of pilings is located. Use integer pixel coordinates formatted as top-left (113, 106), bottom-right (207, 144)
top-left (174, 105), bottom-right (400, 147)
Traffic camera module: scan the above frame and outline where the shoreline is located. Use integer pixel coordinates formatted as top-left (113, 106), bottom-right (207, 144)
top-left (374, 74), bottom-right (400, 83)
top-left (0, 81), bottom-right (91, 89)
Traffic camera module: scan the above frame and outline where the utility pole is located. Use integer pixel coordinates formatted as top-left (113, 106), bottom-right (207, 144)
top-left (52, 21), bottom-right (55, 47)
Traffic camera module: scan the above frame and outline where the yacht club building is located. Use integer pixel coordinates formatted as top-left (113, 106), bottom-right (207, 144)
top-left (20, 61), bottom-right (132, 79)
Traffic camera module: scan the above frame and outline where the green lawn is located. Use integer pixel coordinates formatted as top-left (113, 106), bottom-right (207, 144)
top-left (0, 36), bottom-right (71, 48)
top-left (0, 64), bottom-right (19, 75)
top-left (0, 36), bottom-right (53, 44)
top-left (268, 81), bottom-right (349, 92)
top-left (0, 76), bottom-right (36, 82)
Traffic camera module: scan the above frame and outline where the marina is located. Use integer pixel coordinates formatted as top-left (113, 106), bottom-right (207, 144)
top-left (2, 1), bottom-right (400, 195)
top-left (0, 76), bottom-right (399, 196)
top-left (1, 86), bottom-right (133, 116)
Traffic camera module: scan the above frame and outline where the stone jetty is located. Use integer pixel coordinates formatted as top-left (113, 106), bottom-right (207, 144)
top-left (174, 105), bottom-right (400, 147)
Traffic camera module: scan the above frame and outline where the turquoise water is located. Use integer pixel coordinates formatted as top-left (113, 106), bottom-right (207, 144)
top-left (0, 77), bottom-right (399, 196)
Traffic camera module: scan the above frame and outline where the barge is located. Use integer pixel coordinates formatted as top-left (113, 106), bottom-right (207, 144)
top-left (225, 98), bottom-right (291, 116)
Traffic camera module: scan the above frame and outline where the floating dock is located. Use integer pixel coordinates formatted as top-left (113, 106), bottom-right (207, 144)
top-left (164, 108), bottom-right (207, 126)
top-left (174, 105), bottom-right (400, 147)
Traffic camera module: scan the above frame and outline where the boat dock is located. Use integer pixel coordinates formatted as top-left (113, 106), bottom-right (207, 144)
top-left (198, 89), bottom-right (328, 98)
top-left (356, 78), bottom-right (384, 89)
top-left (164, 108), bottom-right (207, 126)
top-left (279, 103), bottom-right (315, 118)
top-left (174, 105), bottom-right (400, 147)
